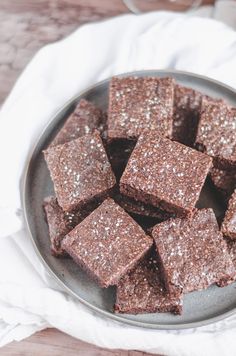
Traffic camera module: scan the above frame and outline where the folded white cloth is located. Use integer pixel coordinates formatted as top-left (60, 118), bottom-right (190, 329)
top-left (1, 7), bottom-right (236, 356)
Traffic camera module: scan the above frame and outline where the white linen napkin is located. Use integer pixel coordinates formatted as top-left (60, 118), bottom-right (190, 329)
top-left (1, 8), bottom-right (236, 355)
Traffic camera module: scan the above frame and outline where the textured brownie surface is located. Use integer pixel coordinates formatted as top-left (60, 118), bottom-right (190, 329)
top-left (173, 84), bottom-right (203, 146)
top-left (43, 196), bottom-right (99, 256)
top-left (50, 99), bottom-right (103, 147)
top-left (226, 238), bottom-right (236, 271)
top-left (152, 208), bottom-right (236, 294)
top-left (221, 190), bottom-right (236, 239)
top-left (62, 198), bottom-right (153, 288)
top-left (115, 249), bottom-right (183, 314)
top-left (195, 98), bottom-right (236, 170)
top-left (209, 167), bottom-right (236, 200)
top-left (114, 193), bottom-right (175, 220)
top-left (120, 131), bottom-right (212, 216)
top-left (44, 131), bottom-right (116, 212)
top-left (107, 76), bottom-right (174, 140)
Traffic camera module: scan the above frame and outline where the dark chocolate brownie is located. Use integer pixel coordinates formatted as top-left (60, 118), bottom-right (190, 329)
top-left (43, 196), bottom-right (98, 257)
top-left (105, 139), bottom-right (136, 180)
top-left (50, 99), bottom-right (103, 147)
top-left (209, 167), bottom-right (236, 200)
top-left (221, 190), bottom-right (236, 239)
top-left (195, 98), bottom-right (236, 171)
top-left (172, 84), bottom-right (203, 146)
top-left (44, 131), bottom-right (116, 212)
top-left (115, 249), bottom-right (183, 314)
top-left (120, 131), bottom-right (212, 216)
top-left (62, 198), bottom-right (153, 288)
top-left (114, 193), bottom-right (174, 220)
top-left (107, 76), bottom-right (175, 140)
top-left (152, 208), bottom-right (236, 294)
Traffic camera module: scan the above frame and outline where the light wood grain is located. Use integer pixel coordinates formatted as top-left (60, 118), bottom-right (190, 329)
top-left (0, 328), bottom-right (158, 356)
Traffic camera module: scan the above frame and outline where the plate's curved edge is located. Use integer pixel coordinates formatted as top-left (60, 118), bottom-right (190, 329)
top-left (21, 69), bottom-right (236, 330)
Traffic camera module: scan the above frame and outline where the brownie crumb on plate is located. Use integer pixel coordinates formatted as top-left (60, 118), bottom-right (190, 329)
top-left (152, 208), bottom-right (236, 295)
top-left (62, 198), bottom-right (153, 288)
top-left (120, 131), bottom-right (212, 216)
top-left (107, 76), bottom-right (175, 140)
top-left (50, 99), bottom-right (103, 147)
top-left (44, 131), bottom-right (116, 212)
top-left (221, 190), bottom-right (236, 239)
top-left (195, 98), bottom-right (236, 171)
top-left (115, 249), bottom-right (183, 315)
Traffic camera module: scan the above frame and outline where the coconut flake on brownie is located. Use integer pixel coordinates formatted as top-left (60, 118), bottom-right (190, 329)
top-left (61, 198), bottom-right (153, 288)
top-left (44, 131), bottom-right (116, 212)
top-left (107, 76), bottom-right (175, 140)
top-left (152, 208), bottom-right (236, 295)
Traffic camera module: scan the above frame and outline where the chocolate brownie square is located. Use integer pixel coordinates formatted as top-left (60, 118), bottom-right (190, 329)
top-left (50, 99), bottom-right (103, 147)
top-left (44, 131), bottom-right (116, 212)
top-left (209, 167), bottom-right (236, 200)
top-left (195, 98), bottom-right (236, 170)
top-left (61, 198), bottom-right (153, 288)
top-left (107, 76), bottom-right (175, 140)
top-left (152, 208), bottom-right (236, 294)
top-left (120, 131), bottom-right (212, 216)
top-left (115, 249), bottom-right (183, 314)
top-left (221, 190), bottom-right (236, 239)
top-left (172, 84), bottom-right (203, 146)
top-left (43, 196), bottom-right (98, 257)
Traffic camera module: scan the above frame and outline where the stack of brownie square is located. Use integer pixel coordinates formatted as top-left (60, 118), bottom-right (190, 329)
top-left (43, 76), bottom-right (236, 316)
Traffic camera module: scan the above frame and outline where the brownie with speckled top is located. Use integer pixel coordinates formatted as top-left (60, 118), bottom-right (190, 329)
top-left (44, 131), bottom-right (116, 212)
top-left (173, 84), bottom-right (203, 146)
top-left (209, 167), bottom-right (236, 200)
top-left (221, 190), bottom-right (236, 239)
top-left (43, 196), bottom-right (98, 257)
top-left (195, 98), bottom-right (236, 171)
top-left (107, 77), bottom-right (175, 140)
top-left (50, 99), bottom-right (104, 147)
top-left (61, 198), bottom-right (153, 288)
top-left (152, 208), bottom-right (236, 295)
top-left (115, 249), bottom-right (183, 314)
top-left (120, 131), bottom-right (212, 217)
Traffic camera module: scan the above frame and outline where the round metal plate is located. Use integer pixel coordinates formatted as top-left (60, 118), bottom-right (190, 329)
top-left (22, 69), bottom-right (236, 330)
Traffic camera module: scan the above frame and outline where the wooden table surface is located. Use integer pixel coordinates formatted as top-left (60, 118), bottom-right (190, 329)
top-left (0, 0), bottom-right (212, 355)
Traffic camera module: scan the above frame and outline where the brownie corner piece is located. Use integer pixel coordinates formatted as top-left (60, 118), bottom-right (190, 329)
top-left (107, 76), bottom-right (175, 140)
top-left (43, 196), bottom-right (82, 257)
top-left (120, 131), bottom-right (212, 216)
top-left (221, 190), bottom-right (236, 240)
top-left (50, 98), bottom-right (103, 147)
top-left (209, 167), bottom-right (236, 200)
top-left (114, 249), bottom-right (183, 315)
top-left (152, 208), bottom-right (236, 294)
top-left (61, 198), bottom-right (153, 288)
top-left (195, 98), bottom-right (236, 170)
top-left (44, 131), bottom-right (116, 212)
